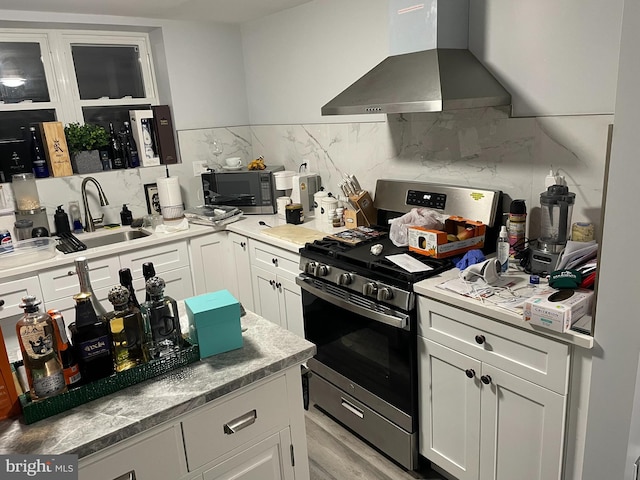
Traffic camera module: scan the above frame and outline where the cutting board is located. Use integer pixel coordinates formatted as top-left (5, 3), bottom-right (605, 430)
top-left (260, 224), bottom-right (327, 245)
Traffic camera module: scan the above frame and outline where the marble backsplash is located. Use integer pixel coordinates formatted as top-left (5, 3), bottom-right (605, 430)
top-left (0, 107), bottom-right (611, 241)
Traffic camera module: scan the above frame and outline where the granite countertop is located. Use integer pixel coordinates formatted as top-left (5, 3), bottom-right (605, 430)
top-left (414, 264), bottom-right (594, 349)
top-left (0, 309), bottom-right (316, 458)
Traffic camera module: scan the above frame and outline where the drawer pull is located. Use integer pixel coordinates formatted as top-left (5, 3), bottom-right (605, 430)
top-left (67, 270), bottom-right (76, 276)
top-left (481, 375), bottom-right (492, 385)
top-left (475, 335), bottom-right (486, 345)
top-left (341, 398), bottom-right (364, 419)
top-left (112, 470), bottom-right (136, 480)
top-left (0, 299), bottom-right (4, 307)
top-left (465, 369), bottom-right (475, 379)
top-left (223, 409), bottom-right (257, 435)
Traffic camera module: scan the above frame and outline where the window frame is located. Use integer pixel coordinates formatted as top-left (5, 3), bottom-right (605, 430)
top-left (0, 28), bottom-right (158, 130)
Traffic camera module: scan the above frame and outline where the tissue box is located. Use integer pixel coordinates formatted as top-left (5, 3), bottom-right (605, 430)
top-left (523, 289), bottom-right (594, 332)
top-left (184, 290), bottom-right (243, 359)
top-left (408, 216), bottom-right (486, 259)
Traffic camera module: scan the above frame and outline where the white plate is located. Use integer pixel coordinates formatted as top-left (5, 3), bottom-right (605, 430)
top-left (222, 165), bottom-right (243, 171)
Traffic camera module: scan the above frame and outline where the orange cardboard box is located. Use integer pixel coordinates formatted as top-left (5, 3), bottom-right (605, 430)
top-left (0, 328), bottom-right (21, 419)
top-left (408, 216), bottom-right (486, 258)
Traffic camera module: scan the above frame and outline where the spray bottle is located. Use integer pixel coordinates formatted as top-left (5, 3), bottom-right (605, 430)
top-left (497, 225), bottom-right (509, 274)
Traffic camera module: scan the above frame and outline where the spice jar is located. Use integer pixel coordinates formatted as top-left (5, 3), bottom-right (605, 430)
top-left (285, 203), bottom-right (304, 225)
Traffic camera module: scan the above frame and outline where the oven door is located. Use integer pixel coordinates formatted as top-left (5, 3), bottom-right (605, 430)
top-left (297, 275), bottom-right (416, 420)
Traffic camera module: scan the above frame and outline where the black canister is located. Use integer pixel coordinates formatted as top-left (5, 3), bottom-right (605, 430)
top-left (54, 205), bottom-right (71, 235)
top-left (285, 203), bottom-right (304, 225)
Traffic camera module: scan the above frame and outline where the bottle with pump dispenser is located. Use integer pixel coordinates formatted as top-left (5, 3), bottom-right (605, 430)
top-left (120, 204), bottom-right (133, 226)
top-left (16, 296), bottom-right (67, 400)
top-left (497, 225), bottom-right (509, 274)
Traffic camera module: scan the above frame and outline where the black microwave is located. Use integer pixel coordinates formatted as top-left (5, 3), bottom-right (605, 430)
top-left (201, 165), bottom-right (284, 214)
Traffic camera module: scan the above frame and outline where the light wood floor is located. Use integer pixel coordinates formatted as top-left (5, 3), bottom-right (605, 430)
top-left (305, 405), bottom-right (446, 480)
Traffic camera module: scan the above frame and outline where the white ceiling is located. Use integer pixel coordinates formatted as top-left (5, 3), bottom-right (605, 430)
top-left (0, 0), bottom-right (313, 24)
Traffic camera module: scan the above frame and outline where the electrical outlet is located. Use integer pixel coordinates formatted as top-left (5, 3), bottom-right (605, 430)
top-left (193, 162), bottom-right (208, 177)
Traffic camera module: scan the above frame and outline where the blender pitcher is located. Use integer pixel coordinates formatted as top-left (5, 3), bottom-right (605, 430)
top-left (539, 185), bottom-right (576, 252)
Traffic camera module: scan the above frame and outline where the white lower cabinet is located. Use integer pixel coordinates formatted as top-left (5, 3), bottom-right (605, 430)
top-left (189, 232), bottom-right (229, 296)
top-left (202, 430), bottom-right (294, 480)
top-left (227, 232), bottom-right (254, 311)
top-left (78, 368), bottom-right (309, 480)
top-left (249, 240), bottom-right (303, 337)
top-left (418, 297), bottom-right (569, 480)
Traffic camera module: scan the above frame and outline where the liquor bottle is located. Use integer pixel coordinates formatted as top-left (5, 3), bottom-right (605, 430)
top-left (47, 309), bottom-right (82, 388)
top-left (75, 257), bottom-right (108, 318)
top-left (119, 268), bottom-right (141, 310)
top-left (69, 292), bottom-right (115, 383)
top-left (121, 121), bottom-right (140, 168)
top-left (16, 296), bottom-right (67, 400)
top-left (29, 126), bottom-right (49, 178)
top-left (142, 262), bottom-right (155, 302)
top-left (108, 122), bottom-right (125, 169)
top-left (106, 285), bottom-right (148, 372)
top-left (141, 276), bottom-right (182, 359)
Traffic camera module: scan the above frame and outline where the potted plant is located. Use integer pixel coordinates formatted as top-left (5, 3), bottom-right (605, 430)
top-left (64, 123), bottom-right (110, 174)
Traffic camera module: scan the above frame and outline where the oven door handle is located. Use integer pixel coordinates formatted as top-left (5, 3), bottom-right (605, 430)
top-left (296, 276), bottom-right (409, 330)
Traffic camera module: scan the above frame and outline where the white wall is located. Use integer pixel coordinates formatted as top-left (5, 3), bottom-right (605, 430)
top-left (469, 0), bottom-right (623, 117)
top-left (582, 0), bottom-right (640, 477)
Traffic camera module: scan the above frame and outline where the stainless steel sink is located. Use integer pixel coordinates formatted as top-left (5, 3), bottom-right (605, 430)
top-left (81, 229), bottom-right (152, 249)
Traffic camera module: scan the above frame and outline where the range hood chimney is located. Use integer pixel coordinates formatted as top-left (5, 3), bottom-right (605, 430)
top-left (321, 0), bottom-right (511, 116)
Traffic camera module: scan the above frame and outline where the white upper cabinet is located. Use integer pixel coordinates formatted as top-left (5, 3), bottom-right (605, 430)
top-left (469, 0), bottom-right (623, 117)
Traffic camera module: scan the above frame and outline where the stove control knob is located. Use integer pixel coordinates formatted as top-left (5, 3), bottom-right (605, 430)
top-left (363, 282), bottom-right (378, 297)
top-left (337, 273), bottom-right (354, 286)
top-left (304, 262), bottom-right (317, 275)
top-left (317, 264), bottom-right (331, 277)
top-left (377, 287), bottom-right (394, 301)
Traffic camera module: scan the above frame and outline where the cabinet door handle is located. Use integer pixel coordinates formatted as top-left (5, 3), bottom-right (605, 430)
top-left (475, 335), bottom-right (486, 345)
top-left (276, 282), bottom-right (281, 289)
top-left (481, 375), bottom-right (492, 385)
top-left (240, 242), bottom-right (246, 248)
top-left (465, 369), bottom-right (475, 379)
top-left (341, 398), bottom-right (364, 419)
top-left (0, 299), bottom-right (4, 307)
top-left (272, 257), bottom-right (278, 266)
top-left (112, 470), bottom-right (136, 480)
top-left (269, 279), bottom-right (275, 286)
top-left (223, 409), bottom-right (257, 434)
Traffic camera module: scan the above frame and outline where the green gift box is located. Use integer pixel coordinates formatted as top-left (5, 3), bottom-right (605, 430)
top-left (184, 290), bottom-right (243, 358)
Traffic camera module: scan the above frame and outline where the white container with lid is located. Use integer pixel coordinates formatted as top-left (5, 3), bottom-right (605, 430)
top-left (274, 171), bottom-right (296, 191)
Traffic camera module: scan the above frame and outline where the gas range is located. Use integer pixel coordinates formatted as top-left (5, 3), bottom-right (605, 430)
top-left (298, 179), bottom-right (502, 471)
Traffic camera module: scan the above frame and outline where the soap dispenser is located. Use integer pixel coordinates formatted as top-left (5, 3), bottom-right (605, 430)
top-left (54, 205), bottom-right (71, 235)
top-left (120, 204), bottom-right (133, 226)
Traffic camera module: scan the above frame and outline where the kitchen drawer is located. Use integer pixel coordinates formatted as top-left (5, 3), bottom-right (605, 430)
top-left (182, 374), bottom-right (289, 472)
top-left (120, 241), bottom-right (189, 279)
top-left (249, 240), bottom-right (300, 279)
top-left (418, 297), bottom-right (570, 394)
top-left (0, 275), bottom-right (42, 319)
top-left (39, 257), bottom-right (120, 302)
top-left (79, 424), bottom-right (187, 479)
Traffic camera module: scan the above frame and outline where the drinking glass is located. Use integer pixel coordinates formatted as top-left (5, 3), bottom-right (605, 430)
top-left (208, 138), bottom-right (223, 168)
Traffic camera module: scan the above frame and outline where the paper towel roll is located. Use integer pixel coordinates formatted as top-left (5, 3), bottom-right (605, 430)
top-left (156, 177), bottom-right (184, 220)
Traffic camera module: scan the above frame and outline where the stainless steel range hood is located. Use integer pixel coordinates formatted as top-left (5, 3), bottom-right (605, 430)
top-left (321, 0), bottom-right (511, 116)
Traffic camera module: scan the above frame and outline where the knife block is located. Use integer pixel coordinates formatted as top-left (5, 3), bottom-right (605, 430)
top-left (349, 191), bottom-right (377, 226)
top-left (344, 208), bottom-right (367, 228)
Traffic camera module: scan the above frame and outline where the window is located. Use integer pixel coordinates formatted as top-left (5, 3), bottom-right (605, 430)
top-left (0, 29), bottom-right (158, 140)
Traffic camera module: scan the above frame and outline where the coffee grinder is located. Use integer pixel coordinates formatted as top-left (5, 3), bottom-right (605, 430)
top-left (529, 185), bottom-right (575, 275)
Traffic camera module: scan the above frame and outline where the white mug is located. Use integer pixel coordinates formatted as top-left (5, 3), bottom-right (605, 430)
top-left (277, 196), bottom-right (292, 219)
top-left (225, 157), bottom-right (242, 167)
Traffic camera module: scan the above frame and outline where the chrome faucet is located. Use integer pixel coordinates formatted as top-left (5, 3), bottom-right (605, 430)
top-left (81, 177), bottom-right (109, 232)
